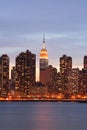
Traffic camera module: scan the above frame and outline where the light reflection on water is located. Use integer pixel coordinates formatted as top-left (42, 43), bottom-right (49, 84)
top-left (0, 102), bottom-right (87, 130)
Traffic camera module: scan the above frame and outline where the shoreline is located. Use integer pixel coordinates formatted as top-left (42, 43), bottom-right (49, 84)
top-left (0, 99), bottom-right (87, 103)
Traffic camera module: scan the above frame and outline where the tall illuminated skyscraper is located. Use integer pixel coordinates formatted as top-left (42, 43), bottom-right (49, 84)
top-left (39, 36), bottom-right (48, 84)
top-left (60, 55), bottom-right (72, 96)
top-left (60, 55), bottom-right (72, 74)
top-left (84, 56), bottom-right (87, 69)
top-left (15, 50), bottom-right (36, 97)
top-left (0, 54), bottom-right (9, 98)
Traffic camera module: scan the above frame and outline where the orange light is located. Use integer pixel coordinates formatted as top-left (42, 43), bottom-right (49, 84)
top-left (40, 50), bottom-right (48, 59)
top-left (71, 95), bottom-right (76, 100)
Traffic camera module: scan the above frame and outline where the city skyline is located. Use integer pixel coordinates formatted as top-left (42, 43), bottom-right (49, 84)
top-left (0, 49), bottom-right (86, 80)
top-left (0, 0), bottom-right (87, 80)
top-left (0, 49), bottom-right (87, 99)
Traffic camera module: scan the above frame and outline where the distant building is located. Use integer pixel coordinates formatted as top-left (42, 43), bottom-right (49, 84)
top-left (39, 36), bottom-right (48, 85)
top-left (79, 69), bottom-right (87, 95)
top-left (60, 55), bottom-right (72, 96)
top-left (39, 64), bottom-right (57, 93)
top-left (56, 72), bottom-right (62, 93)
top-left (84, 56), bottom-right (87, 69)
top-left (11, 66), bottom-right (16, 90)
top-left (78, 56), bottom-right (87, 95)
top-left (15, 50), bottom-right (36, 98)
top-left (67, 68), bottom-right (79, 96)
top-left (30, 86), bottom-right (47, 98)
top-left (0, 54), bottom-right (9, 98)
top-left (60, 55), bottom-right (72, 74)
top-left (45, 65), bottom-right (57, 93)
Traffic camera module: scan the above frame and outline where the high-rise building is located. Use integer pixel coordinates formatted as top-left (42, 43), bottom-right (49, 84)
top-left (79, 69), bottom-right (87, 95)
top-left (11, 66), bottom-right (16, 90)
top-left (67, 68), bottom-right (79, 96)
top-left (56, 72), bottom-right (62, 94)
top-left (0, 58), bottom-right (2, 97)
top-left (60, 55), bottom-right (72, 74)
top-left (78, 56), bottom-right (87, 95)
top-left (84, 56), bottom-right (87, 69)
top-left (0, 54), bottom-right (9, 98)
top-left (15, 50), bottom-right (36, 98)
top-left (45, 65), bottom-right (57, 93)
top-left (60, 55), bottom-right (72, 97)
top-left (39, 36), bottom-right (48, 84)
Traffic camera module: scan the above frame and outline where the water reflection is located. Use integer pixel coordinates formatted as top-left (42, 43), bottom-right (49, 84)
top-left (31, 103), bottom-right (56, 130)
top-left (0, 102), bottom-right (87, 130)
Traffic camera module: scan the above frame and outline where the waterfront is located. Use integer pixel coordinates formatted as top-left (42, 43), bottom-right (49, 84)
top-left (0, 102), bottom-right (87, 130)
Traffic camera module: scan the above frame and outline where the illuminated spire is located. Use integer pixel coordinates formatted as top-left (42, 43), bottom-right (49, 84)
top-left (42, 34), bottom-right (46, 49)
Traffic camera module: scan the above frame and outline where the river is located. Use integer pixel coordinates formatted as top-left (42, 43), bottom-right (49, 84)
top-left (0, 102), bottom-right (87, 130)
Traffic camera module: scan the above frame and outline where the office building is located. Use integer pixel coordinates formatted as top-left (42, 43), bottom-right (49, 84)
top-left (15, 50), bottom-right (36, 98)
top-left (0, 54), bottom-right (9, 98)
top-left (79, 69), bottom-right (87, 95)
top-left (60, 55), bottom-right (72, 96)
top-left (84, 56), bottom-right (87, 69)
top-left (46, 65), bottom-right (57, 93)
top-left (67, 68), bottom-right (79, 96)
top-left (39, 36), bottom-right (48, 84)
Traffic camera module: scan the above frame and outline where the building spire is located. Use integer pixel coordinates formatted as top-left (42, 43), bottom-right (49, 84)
top-left (43, 34), bottom-right (45, 43)
top-left (42, 34), bottom-right (46, 49)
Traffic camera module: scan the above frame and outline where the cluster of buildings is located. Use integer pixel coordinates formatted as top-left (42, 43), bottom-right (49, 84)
top-left (39, 38), bottom-right (87, 98)
top-left (0, 37), bottom-right (87, 99)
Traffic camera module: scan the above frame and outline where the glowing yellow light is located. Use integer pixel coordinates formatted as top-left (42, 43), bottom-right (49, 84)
top-left (71, 95), bottom-right (76, 100)
top-left (40, 49), bottom-right (48, 59)
top-left (77, 94), bottom-right (81, 98)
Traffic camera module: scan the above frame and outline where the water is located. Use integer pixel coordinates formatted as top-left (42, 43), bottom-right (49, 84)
top-left (0, 102), bottom-right (87, 130)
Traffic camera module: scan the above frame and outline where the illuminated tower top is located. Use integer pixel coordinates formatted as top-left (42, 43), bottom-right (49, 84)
top-left (40, 35), bottom-right (48, 60)
top-left (40, 35), bottom-right (48, 70)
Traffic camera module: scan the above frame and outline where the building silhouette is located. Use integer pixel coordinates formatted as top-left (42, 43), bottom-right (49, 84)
top-left (11, 66), bottom-right (16, 90)
top-left (39, 36), bottom-right (48, 85)
top-left (60, 55), bottom-right (72, 96)
top-left (46, 65), bottom-right (57, 93)
top-left (0, 54), bottom-right (9, 98)
top-left (84, 56), bottom-right (87, 69)
top-left (67, 68), bottom-right (79, 96)
top-left (15, 50), bottom-right (36, 98)
top-left (60, 55), bottom-right (72, 74)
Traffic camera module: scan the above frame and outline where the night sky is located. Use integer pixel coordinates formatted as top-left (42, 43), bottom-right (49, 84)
top-left (0, 0), bottom-right (87, 80)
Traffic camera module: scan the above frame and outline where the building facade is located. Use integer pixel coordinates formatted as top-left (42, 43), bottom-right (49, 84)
top-left (0, 54), bottom-right (9, 98)
top-left (39, 36), bottom-right (48, 85)
top-left (15, 50), bottom-right (36, 98)
top-left (60, 55), bottom-right (72, 97)
top-left (84, 56), bottom-right (87, 69)
top-left (11, 66), bottom-right (16, 90)
top-left (79, 69), bottom-right (87, 95)
top-left (67, 68), bottom-right (79, 96)
top-left (46, 65), bottom-right (57, 94)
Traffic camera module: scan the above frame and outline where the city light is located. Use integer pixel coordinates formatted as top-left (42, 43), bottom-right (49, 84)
top-left (0, 39), bottom-right (87, 102)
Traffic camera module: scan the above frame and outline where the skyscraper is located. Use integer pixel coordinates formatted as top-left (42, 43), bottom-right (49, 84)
top-left (60, 55), bottom-right (72, 97)
top-left (60, 55), bottom-right (72, 74)
top-left (15, 50), bottom-right (36, 98)
top-left (84, 56), bottom-right (87, 69)
top-left (67, 68), bottom-right (79, 96)
top-left (79, 69), bottom-right (87, 95)
top-left (11, 66), bottom-right (16, 90)
top-left (45, 65), bottom-right (57, 93)
top-left (39, 36), bottom-right (48, 84)
top-left (0, 54), bottom-right (9, 98)
top-left (78, 56), bottom-right (87, 96)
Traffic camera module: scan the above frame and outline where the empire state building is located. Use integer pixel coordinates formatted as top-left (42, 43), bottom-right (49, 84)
top-left (39, 36), bottom-right (48, 84)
